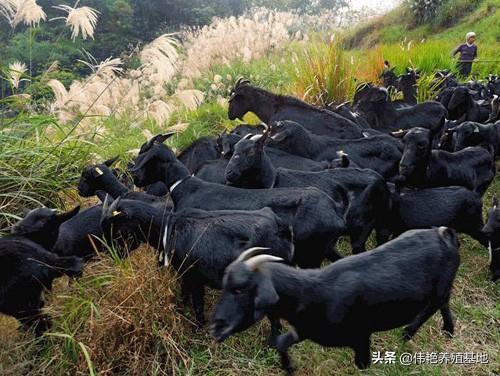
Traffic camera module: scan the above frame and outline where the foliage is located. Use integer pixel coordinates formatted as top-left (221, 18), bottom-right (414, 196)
top-left (432, 0), bottom-right (482, 28)
top-left (405, 0), bottom-right (443, 25)
top-left (291, 36), bottom-right (358, 106)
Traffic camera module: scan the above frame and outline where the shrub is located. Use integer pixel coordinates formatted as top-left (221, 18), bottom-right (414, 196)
top-left (291, 37), bottom-right (357, 106)
top-left (405, 0), bottom-right (444, 25)
top-left (432, 0), bottom-right (482, 28)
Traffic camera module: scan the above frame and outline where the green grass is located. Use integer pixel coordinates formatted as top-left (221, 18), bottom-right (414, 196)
top-left (343, 0), bottom-right (500, 77)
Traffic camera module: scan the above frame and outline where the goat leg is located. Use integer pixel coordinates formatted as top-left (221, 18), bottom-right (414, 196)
top-left (440, 302), bottom-right (455, 337)
top-left (403, 302), bottom-right (440, 341)
top-left (191, 283), bottom-right (206, 329)
top-left (267, 315), bottom-right (282, 348)
top-left (353, 335), bottom-right (371, 369)
top-left (276, 328), bottom-right (300, 375)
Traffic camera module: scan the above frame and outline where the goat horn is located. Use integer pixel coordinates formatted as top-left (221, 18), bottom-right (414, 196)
top-left (241, 134), bottom-right (253, 140)
top-left (235, 77), bottom-right (244, 86)
top-left (244, 254), bottom-right (284, 271)
top-left (235, 77), bottom-right (249, 88)
top-left (108, 196), bottom-right (122, 217)
top-left (101, 194), bottom-right (111, 221)
top-left (235, 247), bottom-right (270, 263)
top-left (260, 122), bottom-right (269, 132)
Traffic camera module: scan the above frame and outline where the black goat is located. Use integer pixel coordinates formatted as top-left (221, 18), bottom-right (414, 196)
top-left (225, 133), bottom-right (391, 253)
top-left (101, 198), bottom-right (293, 329)
top-left (195, 132), bottom-right (334, 184)
top-left (228, 78), bottom-right (365, 139)
top-left (487, 75), bottom-right (500, 96)
top-left (395, 69), bottom-right (418, 106)
top-left (355, 87), bottom-right (446, 133)
top-left (0, 236), bottom-right (82, 336)
top-left (379, 184), bottom-right (487, 248)
top-left (52, 205), bottom-right (105, 259)
top-left (267, 120), bottom-right (402, 179)
top-left (177, 136), bottom-right (220, 173)
top-left (447, 86), bottom-right (490, 124)
top-left (482, 196), bottom-right (500, 281)
top-left (448, 121), bottom-right (500, 158)
top-left (230, 123), bottom-right (265, 137)
top-left (352, 82), bottom-right (374, 106)
top-left (218, 133), bottom-right (332, 170)
top-left (380, 66), bottom-right (398, 91)
top-left (212, 227), bottom-right (460, 372)
top-left (78, 159), bottom-right (168, 206)
top-left (128, 135), bottom-right (347, 268)
top-left (11, 206), bottom-right (80, 250)
top-left (395, 127), bottom-right (495, 195)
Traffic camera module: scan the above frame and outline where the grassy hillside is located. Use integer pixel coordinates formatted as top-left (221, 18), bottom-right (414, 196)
top-left (344, 0), bottom-right (500, 77)
top-left (0, 2), bottom-right (499, 375)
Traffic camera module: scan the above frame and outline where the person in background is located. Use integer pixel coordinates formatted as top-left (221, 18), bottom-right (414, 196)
top-left (452, 32), bottom-right (478, 77)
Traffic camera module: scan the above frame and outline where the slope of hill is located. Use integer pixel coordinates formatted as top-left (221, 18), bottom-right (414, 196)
top-left (344, 0), bottom-right (499, 76)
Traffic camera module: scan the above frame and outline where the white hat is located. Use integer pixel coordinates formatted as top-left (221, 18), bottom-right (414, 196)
top-left (466, 32), bottom-right (476, 41)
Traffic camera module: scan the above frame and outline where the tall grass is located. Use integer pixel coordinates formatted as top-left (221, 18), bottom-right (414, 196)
top-left (0, 114), bottom-right (91, 231)
top-left (0, 246), bottom-right (191, 375)
top-left (291, 37), bottom-right (357, 106)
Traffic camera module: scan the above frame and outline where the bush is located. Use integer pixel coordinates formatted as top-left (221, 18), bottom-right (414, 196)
top-left (406, 0), bottom-right (444, 26)
top-left (291, 37), bottom-right (358, 106)
top-left (432, 0), bottom-right (482, 28)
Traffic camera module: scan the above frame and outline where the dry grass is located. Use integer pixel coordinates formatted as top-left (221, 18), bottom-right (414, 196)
top-left (1, 246), bottom-right (192, 375)
top-left (7, 61), bottom-right (28, 90)
top-left (290, 37), bottom-right (385, 105)
top-left (51, 3), bottom-right (100, 41)
top-left (0, 0), bottom-right (46, 28)
top-left (46, 33), bottom-right (207, 132)
top-left (180, 9), bottom-right (299, 80)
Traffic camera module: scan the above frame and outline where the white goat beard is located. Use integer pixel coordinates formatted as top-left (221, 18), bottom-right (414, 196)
top-left (488, 242), bottom-right (492, 264)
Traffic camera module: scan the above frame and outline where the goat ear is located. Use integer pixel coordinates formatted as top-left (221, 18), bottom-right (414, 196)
top-left (390, 129), bottom-right (407, 139)
top-left (57, 206), bottom-right (80, 223)
top-left (104, 156), bottom-right (119, 167)
top-left (92, 166), bottom-right (105, 178)
top-left (254, 274), bottom-right (279, 310)
top-left (128, 152), bottom-right (153, 172)
top-left (155, 132), bottom-right (176, 144)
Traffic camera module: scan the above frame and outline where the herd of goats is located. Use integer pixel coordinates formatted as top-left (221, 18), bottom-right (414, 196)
top-left (1, 68), bottom-right (500, 373)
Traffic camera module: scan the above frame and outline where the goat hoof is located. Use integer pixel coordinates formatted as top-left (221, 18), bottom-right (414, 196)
top-left (284, 364), bottom-right (295, 375)
top-left (402, 326), bottom-right (415, 341)
top-left (442, 326), bottom-right (454, 338)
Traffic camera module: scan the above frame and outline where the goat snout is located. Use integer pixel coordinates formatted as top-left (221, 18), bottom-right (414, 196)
top-left (210, 319), bottom-right (234, 343)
